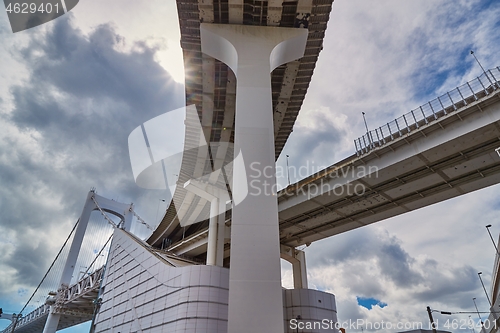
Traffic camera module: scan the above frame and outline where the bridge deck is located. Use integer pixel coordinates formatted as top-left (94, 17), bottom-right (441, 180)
top-left (165, 69), bottom-right (500, 256)
top-left (147, 0), bottom-right (336, 248)
top-left (278, 70), bottom-right (500, 246)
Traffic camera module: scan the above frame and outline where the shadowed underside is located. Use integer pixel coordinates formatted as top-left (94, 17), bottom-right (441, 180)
top-left (147, 0), bottom-right (335, 249)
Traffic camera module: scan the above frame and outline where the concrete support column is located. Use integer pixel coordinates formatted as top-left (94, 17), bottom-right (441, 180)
top-left (216, 198), bottom-right (228, 267)
top-left (281, 246), bottom-right (308, 289)
top-left (207, 198), bottom-right (219, 265)
top-left (292, 250), bottom-right (308, 289)
top-left (42, 309), bottom-right (61, 333)
top-left (200, 23), bottom-right (307, 333)
top-left (184, 179), bottom-right (230, 266)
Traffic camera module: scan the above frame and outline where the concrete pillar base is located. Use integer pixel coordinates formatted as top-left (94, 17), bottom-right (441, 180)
top-left (200, 23), bottom-right (307, 333)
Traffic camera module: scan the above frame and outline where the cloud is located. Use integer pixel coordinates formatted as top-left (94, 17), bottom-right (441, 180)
top-left (307, 228), bottom-right (424, 292)
top-left (280, 106), bottom-right (352, 185)
top-left (378, 236), bottom-right (422, 287)
top-left (0, 13), bottom-right (183, 302)
top-left (281, 0), bottom-right (500, 171)
top-left (276, 2), bottom-right (500, 328)
top-left (1, 1), bottom-right (500, 333)
top-left (302, 225), bottom-right (483, 331)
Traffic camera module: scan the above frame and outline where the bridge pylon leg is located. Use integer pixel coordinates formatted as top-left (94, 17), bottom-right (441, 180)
top-left (216, 197), bottom-right (228, 267)
top-left (292, 249), bottom-right (308, 289)
top-left (42, 310), bottom-right (60, 333)
top-left (42, 191), bottom-right (96, 333)
top-left (200, 23), bottom-right (307, 333)
top-left (184, 179), bottom-right (230, 266)
top-left (42, 190), bottom-right (135, 333)
top-left (281, 245), bottom-right (308, 289)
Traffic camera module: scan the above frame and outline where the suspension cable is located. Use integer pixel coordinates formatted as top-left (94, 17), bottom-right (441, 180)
top-left (92, 194), bottom-right (153, 231)
top-left (19, 219), bottom-right (80, 315)
top-left (91, 196), bottom-right (118, 228)
top-left (83, 234), bottom-right (113, 277)
top-left (131, 209), bottom-right (154, 230)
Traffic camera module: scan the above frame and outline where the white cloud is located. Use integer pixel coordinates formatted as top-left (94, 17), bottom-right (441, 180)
top-left (1, 1), bottom-right (500, 332)
top-left (278, 1), bottom-right (500, 331)
top-left (69, 0), bottom-right (184, 82)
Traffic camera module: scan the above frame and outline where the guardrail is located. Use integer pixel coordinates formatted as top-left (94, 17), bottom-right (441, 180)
top-left (0, 304), bottom-right (50, 333)
top-left (355, 67), bottom-right (500, 155)
top-left (62, 266), bottom-right (104, 304)
top-left (0, 267), bottom-right (104, 333)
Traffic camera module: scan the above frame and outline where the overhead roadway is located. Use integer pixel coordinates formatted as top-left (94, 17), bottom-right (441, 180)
top-left (155, 73), bottom-right (500, 260)
top-left (147, 0), bottom-right (336, 248)
top-left (278, 73), bottom-right (500, 247)
top-left (148, 1), bottom-right (500, 261)
top-left (278, 86), bottom-right (500, 247)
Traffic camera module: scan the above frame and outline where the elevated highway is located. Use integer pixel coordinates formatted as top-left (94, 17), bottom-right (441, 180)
top-left (165, 68), bottom-right (500, 257)
top-left (147, 0), bottom-right (336, 248)
top-left (278, 69), bottom-right (500, 247)
top-left (2, 3), bottom-right (338, 331)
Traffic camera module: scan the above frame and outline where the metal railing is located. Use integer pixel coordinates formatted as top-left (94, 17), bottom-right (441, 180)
top-left (0, 305), bottom-right (49, 333)
top-left (61, 266), bottom-right (104, 304)
top-left (0, 267), bottom-right (104, 333)
top-left (355, 67), bottom-right (500, 155)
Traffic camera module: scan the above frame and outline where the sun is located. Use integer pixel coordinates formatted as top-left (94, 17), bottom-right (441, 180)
top-left (156, 40), bottom-right (185, 84)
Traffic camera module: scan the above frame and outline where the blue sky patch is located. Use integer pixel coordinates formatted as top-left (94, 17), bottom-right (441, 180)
top-left (357, 297), bottom-right (388, 310)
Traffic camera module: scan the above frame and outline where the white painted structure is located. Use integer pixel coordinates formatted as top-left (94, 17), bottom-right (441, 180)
top-left (200, 23), bottom-right (308, 332)
top-left (10, 3), bottom-right (500, 332)
top-left (183, 179), bottom-right (229, 267)
top-left (165, 71), bottom-right (500, 257)
top-left (0, 314), bottom-right (18, 323)
top-left (41, 191), bottom-right (134, 333)
top-left (93, 228), bottom-right (337, 333)
top-left (5, 2), bottom-right (341, 332)
top-left (8, 78), bottom-right (500, 331)
top-left (93, 228), bottom-right (230, 332)
top-left (479, 232), bottom-right (500, 333)
top-left (277, 72), bottom-right (500, 248)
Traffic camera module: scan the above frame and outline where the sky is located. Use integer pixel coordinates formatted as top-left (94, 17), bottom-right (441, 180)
top-left (0, 0), bottom-right (500, 332)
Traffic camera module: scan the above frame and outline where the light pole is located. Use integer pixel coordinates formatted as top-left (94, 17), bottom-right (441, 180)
top-left (155, 199), bottom-right (166, 225)
top-left (485, 225), bottom-right (500, 256)
top-left (427, 306), bottom-right (438, 333)
top-left (478, 272), bottom-right (492, 307)
top-left (469, 315), bottom-right (476, 333)
top-left (471, 50), bottom-right (493, 86)
top-left (472, 297), bottom-right (484, 326)
top-left (286, 154), bottom-right (291, 186)
top-left (362, 112), bottom-right (372, 147)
